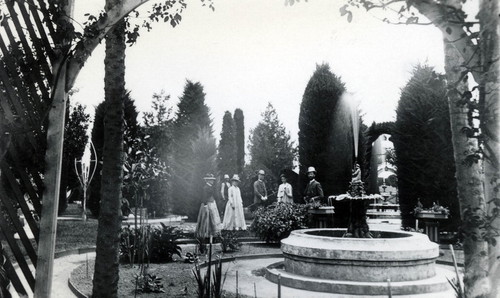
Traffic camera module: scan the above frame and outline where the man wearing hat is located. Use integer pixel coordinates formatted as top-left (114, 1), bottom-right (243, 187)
top-left (220, 174), bottom-right (231, 202)
top-left (253, 170), bottom-right (268, 209)
top-left (304, 166), bottom-right (323, 203)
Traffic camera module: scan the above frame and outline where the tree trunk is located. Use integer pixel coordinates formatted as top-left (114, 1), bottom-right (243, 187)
top-left (91, 16), bottom-right (126, 298)
top-left (34, 56), bottom-right (68, 298)
top-left (479, 1), bottom-right (500, 297)
top-left (444, 41), bottom-right (490, 298)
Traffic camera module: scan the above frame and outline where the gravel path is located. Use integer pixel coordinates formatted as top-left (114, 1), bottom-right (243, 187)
top-left (52, 252), bottom-right (95, 298)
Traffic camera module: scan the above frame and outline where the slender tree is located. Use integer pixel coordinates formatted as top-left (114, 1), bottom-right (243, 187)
top-left (234, 108), bottom-right (245, 173)
top-left (171, 81), bottom-right (213, 218)
top-left (92, 13), bottom-right (126, 297)
top-left (88, 93), bottom-right (139, 217)
top-left (217, 111), bottom-right (237, 177)
top-left (392, 65), bottom-right (460, 231)
top-left (248, 103), bottom-right (296, 197)
top-left (142, 90), bottom-right (174, 215)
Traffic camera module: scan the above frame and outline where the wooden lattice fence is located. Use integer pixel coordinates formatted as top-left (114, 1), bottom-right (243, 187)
top-left (0, 0), bottom-right (54, 295)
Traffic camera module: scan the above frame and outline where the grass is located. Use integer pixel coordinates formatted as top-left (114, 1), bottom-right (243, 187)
top-left (56, 219), bottom-right (98, 252)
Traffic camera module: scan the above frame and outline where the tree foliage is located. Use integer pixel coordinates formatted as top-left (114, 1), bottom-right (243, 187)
top-left (392, 65), bottom-right (459, 231)
top-left (299, 63), bottom-right (358, 227)
top-left (188, 127), bottom-right (217, 219)
top-left (298, 64), bottom-right (353, 194)
top-left (248, 103), bottom-right (296, 198)
top-left (233, 108), bottom-right (245, 174)
top-left (217, 111), bottom-right (237, 177)
top-left (141, 90), bottom-right (175, 215)
top-left (59, 102), bottom-right (90, 214)
top-left (171, 81), bottom-right (213, 218)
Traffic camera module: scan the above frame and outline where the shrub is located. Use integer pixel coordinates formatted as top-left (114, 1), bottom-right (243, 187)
top-left (250, 202), bottom-right (309, 243)
top-left (218, 230), bottom-right (242, 253)
top-left (119, 224), bottom-right (183, 264)
top-left (119, 225), bottom-right (150, 265)
top-left (149, 224), bottom-right (183, 263)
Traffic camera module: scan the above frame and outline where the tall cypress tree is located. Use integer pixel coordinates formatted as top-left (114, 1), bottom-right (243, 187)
top-left (171, 80), bottom-right (213, 217)
top-left (392, 65), bottom-right (459, 231)
top-left (298, 64), bottom-right (354, 227)
top-left (217, 111), bottom-right (237, 177)
top-left (234, 108), bottom-right (245, 174)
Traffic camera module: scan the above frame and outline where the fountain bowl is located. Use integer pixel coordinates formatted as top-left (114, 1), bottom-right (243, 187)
top-left (281, 228), bottom-right (439, 282)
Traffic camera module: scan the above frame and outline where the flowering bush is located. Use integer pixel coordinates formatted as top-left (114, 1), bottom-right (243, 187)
top-left (250, 202), bottom-right (309, 243)
top-left (413, 203), bottom-right (450, 216)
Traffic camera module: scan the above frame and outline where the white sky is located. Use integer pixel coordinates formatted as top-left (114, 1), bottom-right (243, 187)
top-left (72, 0), bottom-right (450, 143)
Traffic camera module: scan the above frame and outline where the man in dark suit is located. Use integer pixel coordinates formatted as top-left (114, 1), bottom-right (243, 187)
top-left (304, 166), bottom-right (324, 203)
top-left (253, 169), bottom-right (267, 210)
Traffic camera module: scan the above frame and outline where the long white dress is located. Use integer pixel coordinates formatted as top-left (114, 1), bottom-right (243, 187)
top-left (222, 186), bottom-right (246, 230)
top-left (277, 182), bottom-right (293, 203)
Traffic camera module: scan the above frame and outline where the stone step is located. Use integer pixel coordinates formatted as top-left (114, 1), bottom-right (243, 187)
top-left (266, 262), bottom-right (455, 296)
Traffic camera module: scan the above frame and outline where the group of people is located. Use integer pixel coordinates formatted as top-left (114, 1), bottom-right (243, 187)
top-left (195, 173), bottom-right (246, 239)
top-left (195, 166), bottom-right (327, 238)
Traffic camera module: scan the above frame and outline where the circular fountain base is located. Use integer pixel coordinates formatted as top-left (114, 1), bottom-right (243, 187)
top-left (272, 228), bottom-right (451, 295)
top-left (265, 261), bottom-right (452, 296)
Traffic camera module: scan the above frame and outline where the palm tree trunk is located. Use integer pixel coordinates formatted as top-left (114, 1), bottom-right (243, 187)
top-left (92, 15), bottom-right (126, 298)
top-left (444, 41), bottom-right (490, 298)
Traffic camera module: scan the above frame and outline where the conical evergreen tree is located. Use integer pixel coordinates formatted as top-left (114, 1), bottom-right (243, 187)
top-left (234, 108), bottom-right (245, 173)
top-left (217, 111), bottom-right (237, 177)
top-left (171, 80), bottom-right (213, 217)
top-left (298, 63), bottom-right (353, 226)
top-left (188, 127), bottom-right (217, 219)
top-left (392, 65), bottom-right (459, 231)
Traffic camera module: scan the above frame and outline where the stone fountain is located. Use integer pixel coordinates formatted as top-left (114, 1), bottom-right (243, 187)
top-left (263, 99), bottom-right (452, 296)
top-left (266, 228), bottom-right (451, 295)
top-left (265, 182), bottom-right (452, 295)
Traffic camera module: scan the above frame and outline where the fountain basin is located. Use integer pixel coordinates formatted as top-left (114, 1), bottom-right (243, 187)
top-left (281, 228), bottom-right (439, 282)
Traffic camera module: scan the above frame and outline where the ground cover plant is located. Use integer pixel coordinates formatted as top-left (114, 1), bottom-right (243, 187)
top-left (70, 243), bottom-right (282, 297)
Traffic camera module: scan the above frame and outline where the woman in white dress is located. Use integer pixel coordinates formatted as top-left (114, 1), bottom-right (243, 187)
top-left (222, 174), bottom-right (246, 230)
top-left (277, 174), bottom-right (293, 204)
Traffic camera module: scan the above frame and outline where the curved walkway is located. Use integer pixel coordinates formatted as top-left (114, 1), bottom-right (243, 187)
top-left (52, 252), bottom-right (95, 298)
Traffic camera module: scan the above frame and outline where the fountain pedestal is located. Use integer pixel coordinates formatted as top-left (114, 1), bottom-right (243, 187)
top-left (416, 212), bottom-right (448, 243)
top-left (265, 228), bottom-right (452, 295)
top-left (307, 207), bottom-right (335, 228)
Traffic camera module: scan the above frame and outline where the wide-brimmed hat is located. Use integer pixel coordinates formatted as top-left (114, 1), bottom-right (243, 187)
top-left (258, 170), bottom-right (265, 175)
top-left (231, 174), bottom-right (241, 182)
top-left (224, 174), bottom-right (230, 179)
top-left (307, 166), bottom-right (316, 173)
top-left (203, 173), bottom-right (216, 180)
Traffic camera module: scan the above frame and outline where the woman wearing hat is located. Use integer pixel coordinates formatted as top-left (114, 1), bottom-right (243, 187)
top-left (222, 174), bottom-right (246, 230)
top-left (277, 174), bottom-right (293, 204)
top-left (195, 174), bottom-right (222, 240)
